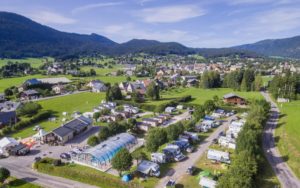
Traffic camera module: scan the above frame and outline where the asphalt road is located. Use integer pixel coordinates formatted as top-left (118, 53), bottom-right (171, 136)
top-left (155, 115), bottom-right (235, 188)
top-left (261, 91), bottom-right (300, 188)
top-left (0, 127), bottom-right (100, 188)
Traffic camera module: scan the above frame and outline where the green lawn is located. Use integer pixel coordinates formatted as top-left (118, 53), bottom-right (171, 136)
top-left (81, 64), bottom-right (123, 75)
top-left (0, 57), bottom-right (52, 68)
top-left (160, 87), bottom-right (263, 105)
top-left (11, 92), bottom-right (105, 139)
top-left (262, 75), bottom-right (274, 86)
top-left (276, 100), bottom-right (300, 178)
top-left (35, 160), bottom-right (137, 188)
top-left (4, 177), bottom-right (41, 188)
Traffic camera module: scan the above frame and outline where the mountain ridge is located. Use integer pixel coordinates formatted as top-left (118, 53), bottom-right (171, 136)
top-left (0, 11), bottom-right (299, 58)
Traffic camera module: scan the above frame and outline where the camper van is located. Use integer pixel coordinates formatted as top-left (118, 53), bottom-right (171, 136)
top-left (207, 149), bottom-right (230, 164)
top-left (151, 153), bottom-right (166, 163)
top-left (137, 160), bottom-right (160, 177)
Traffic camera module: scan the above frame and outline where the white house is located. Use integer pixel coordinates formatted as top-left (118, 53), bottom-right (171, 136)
top-left (165, 107), bottom-right (176, 113)
top-left (88, 80), bottom-right (107, 93)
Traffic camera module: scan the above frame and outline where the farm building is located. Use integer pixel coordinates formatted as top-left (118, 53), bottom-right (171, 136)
top-left (73, 133), bottom-right (137, 170)
top-left (223, 93), bottom-right (246, 105)
top-left (44, 116), bottom-right (92, 144)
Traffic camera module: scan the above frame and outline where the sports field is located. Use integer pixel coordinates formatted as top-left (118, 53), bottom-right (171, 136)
top-left (276, 100), bottom-right (300, 178)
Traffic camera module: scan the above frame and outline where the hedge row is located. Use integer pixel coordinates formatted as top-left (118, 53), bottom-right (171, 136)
top-left (0, 110), bottom-right (52, 137)
top-left (34, 158), bottom-right (142, 188)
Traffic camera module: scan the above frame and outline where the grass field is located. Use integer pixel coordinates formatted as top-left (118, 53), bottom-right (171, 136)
top-left (4, 177), bottom-right (41, 188)
top-left (11, 92), bottom-right (105, 139)
top-left (0, 57), bottom-right (52, 68)
top-left (158, 87), bottom-right (263, 105)
top-left (262, 75), bottom-right (274, 86)
top-left (276, 100), bottom-right (300, 178)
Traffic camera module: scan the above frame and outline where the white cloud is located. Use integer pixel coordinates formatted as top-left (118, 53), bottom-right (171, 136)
top-left (29, 11), bottom-right (76, 25)
top-left (228, 0), bottom-right (274, 5)
top-left (137, 5), bottom-right (205, 23)
top-left (72, 2), bottom-right (123, 14)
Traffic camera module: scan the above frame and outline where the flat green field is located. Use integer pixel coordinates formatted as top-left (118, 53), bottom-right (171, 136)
top-left (0, 57), bottom-right (51, 68)
top-left (276, 100), bottom-right (300, 178)
top-left (81, 65), bottom-right (123, 75)
top-left (158, 87), bottom-right (263, 105)
top-left (11, 92), bottom-right (105, 139)
top-left (0, 74), bottom-right (134, 92)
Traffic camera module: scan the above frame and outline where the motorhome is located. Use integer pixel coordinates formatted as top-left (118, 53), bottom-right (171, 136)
top-left (137, 160), bottom-right (160, 177)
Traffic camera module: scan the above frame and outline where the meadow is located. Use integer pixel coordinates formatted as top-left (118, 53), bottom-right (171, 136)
top-left (158, 87), bottom-right (263, 105)
top-left (0, 57), bottom-right (52, 68)
top-left (11, 92), bottom-right (105, 139)
top-left (276, 100), bottom-right (300, 178)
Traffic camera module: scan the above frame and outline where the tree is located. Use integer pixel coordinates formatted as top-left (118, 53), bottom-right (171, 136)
top-left (111, 148), bottom-right (132, 176)
top-left (0, 167), bottom-right (10, 183)
top-left (17, 102), bottom-right (42, 116)
top-left (90, 69), bottom-right (96, 76)
top-left (126, 76), bottom-right (131, 82)
top-left (98, 126), bottom-right (110, 141)
top-left (203, 100), bottom-right (216, 113)
top-left (146, 128), bottom-right (167, 152)
top-left (93, 112), bottom-right (101, 121)
top-left (241, 69), bottom-right (255, 91)
top-left (132, 150), bottom-right (147, 164)
top-left (194, 105), bottom-right (205, 121)
top-left (87, 136), bottom-right (99, 146)
top-left (107, 84), bottom-right (123, 101)
top-left (4, 88), bottom-right (13, 96)
top-left (253, 75), bottom-right (263, 91)
top-left (166, 123), bottom-right (184, 141)
top-left (146, 82), bottom-right (160, 100)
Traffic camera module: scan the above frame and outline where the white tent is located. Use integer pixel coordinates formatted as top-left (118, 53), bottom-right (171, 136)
top-left (199, 177), bottom-right (217, 188)
top-left (32, 129), bottom-right (48, 141)
top-left (0, 137), bottom-right (19, 154)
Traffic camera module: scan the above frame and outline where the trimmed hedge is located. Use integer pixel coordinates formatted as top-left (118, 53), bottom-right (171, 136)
top-left (34, 158), bottom-right (142, 188)
top-left (0, 110), bottom-right (52, 137)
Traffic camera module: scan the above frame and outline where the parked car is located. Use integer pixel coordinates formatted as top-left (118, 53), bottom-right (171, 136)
top-left (186, 146), bottom-right (195, 153)
top-left (186, 166), bottom-right (196, 175)
top-left (174, 154), bottom-right (186, 162)
top-left (34, 157), bottom-right (41, 162)
top-left (212, 138), bottom-right (218, 144)
top-left (60, 153), bottom-right (71, 159)
top-left (165, 179), bottom-right (176, 188)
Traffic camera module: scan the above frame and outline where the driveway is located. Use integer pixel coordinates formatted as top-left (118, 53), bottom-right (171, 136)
top-left (261, 91), bottom-right (300, 188)
top-left (163, 111), bottom-right (191, 127)
top-left (155, 115), bottom-right (236, 188)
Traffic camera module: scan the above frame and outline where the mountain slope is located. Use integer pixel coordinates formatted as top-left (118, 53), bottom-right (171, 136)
top-left (0, 12), bottom-right (117, 58)
top-left (235, 36), bottom-right (300, 58)
top-left (114, 39), bottom-right (195, 55)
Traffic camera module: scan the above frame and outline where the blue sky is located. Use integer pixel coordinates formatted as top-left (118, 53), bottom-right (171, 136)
top-left (1, 0), bottom-right (300, 47)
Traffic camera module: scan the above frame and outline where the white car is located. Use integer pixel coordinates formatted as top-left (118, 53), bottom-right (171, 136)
top-left (174, 154), bottom-right (186, 162)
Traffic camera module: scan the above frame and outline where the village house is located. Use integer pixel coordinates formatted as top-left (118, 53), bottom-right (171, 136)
top-left (20, 89), bottom-right (40, 100)
top-left (52, 85), bottom-right (66, 94)
top-left (87, 80), bottom-right (107, 93)
top-left (223, 93), bottom-right (246, 105)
